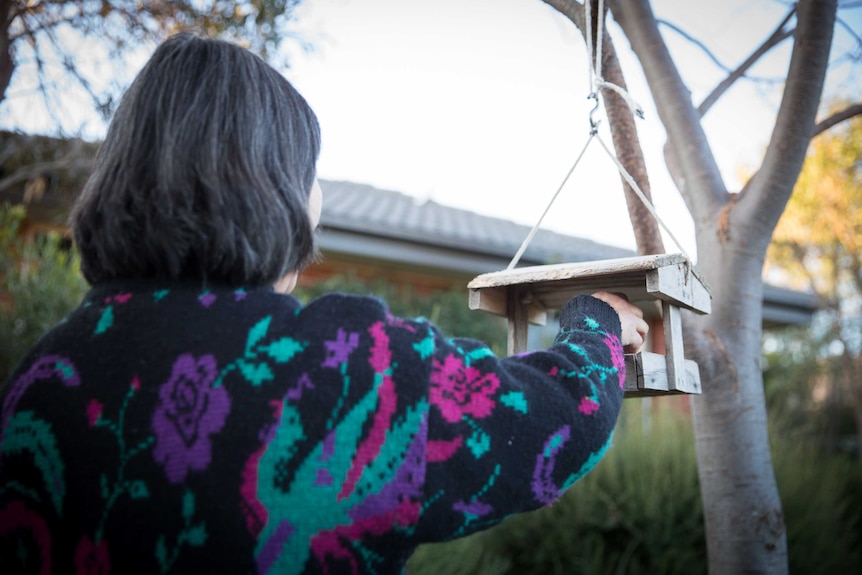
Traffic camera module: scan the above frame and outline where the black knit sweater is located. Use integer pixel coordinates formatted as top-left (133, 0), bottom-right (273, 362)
top-left (0, 282), bottom-right (625, 574)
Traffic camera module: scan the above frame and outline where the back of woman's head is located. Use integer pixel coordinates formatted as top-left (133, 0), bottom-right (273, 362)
top-left (72, 33), bottom-right (320, 287)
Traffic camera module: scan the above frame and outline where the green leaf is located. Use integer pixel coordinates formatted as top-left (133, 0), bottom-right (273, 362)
top-left (1, 411), bottom-right (65, 513)
top-left (182, 491), bottom-right (195, 519)
top-left (185, 523), bottom-right (207, 547)
top-left (500, 391), bottom-right (528, 414)
top-left (128, 480), bottom-right (150, 499)
top-left (245, 316), bottom-right (272, 355)
top-left (94, 305), bottom-right (114, 335)
top-left (238, 360), bottom-right (275, 386)
top-left (100, 473), bottom-right (109, 500)
top-left (155, 536), bottom-right (168, 570)
top-left (466, 430), bottom-right (490, 459)
top-left (264, 337), bottom-right (304, 363)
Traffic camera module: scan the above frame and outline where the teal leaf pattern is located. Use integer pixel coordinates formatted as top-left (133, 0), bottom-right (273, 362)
top-left (500, 391), bottom-right (528, 414)
top-left (245, 317), bottom-right (272, 355)
top-left (1, 410), bottom-right (65, 514)
top-left (263, 338), bottom-right (305, 364)
top-left (157, 490), bottom-right (208, 574)
top-left (128, 480), bottom-right (150, 499)
top-left (466, 429), bottom-right (490, 459)
top-left (238, 360), bottom-right (275, 386)
top-left (95, 306), bottom-right (114, 334)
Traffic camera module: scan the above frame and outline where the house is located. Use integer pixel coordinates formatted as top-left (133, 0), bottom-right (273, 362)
top-left (311, 180), bottom-right (818, 342)
top-left (0, 130), bottom-right (818, 341)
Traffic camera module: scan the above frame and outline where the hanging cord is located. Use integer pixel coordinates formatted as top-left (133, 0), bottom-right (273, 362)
top-left (507, 133), bottom-right (595, 270)
top-left (508, 0), bottom-right (704, 286)
top-left (594, 133), bottom-right (697, 269)
top-left (585, 0), bottom-right (645, 121)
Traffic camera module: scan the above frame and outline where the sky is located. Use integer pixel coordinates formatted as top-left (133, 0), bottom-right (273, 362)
top-left (4, 0), bottom-right (861, 256)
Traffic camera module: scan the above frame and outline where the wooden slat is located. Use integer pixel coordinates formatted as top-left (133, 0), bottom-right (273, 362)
top-left (507, 287), bottom-right (530, 356)
top-left (467, 253), bottom-right (689, 289)
top-left (468, 287), bottom-right (547, 325)
top-left (623, 351), bottom-right (701, 397)
top-left (662, 302), bottom-right (687, 391)
top-left (468, 253), bottom-right (711, 317)
top-left (645, 264), bottom-right (711, 314)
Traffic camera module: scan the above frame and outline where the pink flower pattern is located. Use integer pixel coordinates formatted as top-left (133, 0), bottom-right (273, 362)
top-left (73, 535), bottom-right (110, 575)
top-left (429, 354), bottom-right (499, 423)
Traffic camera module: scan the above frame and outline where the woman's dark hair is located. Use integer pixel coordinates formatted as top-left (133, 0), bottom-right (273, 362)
top-left (72, 33), bottom-right (321, 287)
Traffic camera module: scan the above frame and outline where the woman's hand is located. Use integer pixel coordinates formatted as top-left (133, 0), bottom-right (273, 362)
top-left (591, 291), bottom-right (649, 354)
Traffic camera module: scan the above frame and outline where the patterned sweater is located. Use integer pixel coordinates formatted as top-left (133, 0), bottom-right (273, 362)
top-left (0, 281), bottom-right (625, 575)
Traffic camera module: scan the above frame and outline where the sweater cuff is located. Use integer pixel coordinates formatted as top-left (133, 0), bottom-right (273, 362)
top-left (559, 294), bottom-right (622, 337)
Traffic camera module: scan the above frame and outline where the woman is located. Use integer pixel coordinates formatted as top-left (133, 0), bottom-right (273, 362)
top-left (0, 33), bottom-right (647, 574)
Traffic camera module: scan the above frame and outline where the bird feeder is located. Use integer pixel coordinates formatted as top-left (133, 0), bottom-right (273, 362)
top-left (467, 253), bottom-right (711, 398)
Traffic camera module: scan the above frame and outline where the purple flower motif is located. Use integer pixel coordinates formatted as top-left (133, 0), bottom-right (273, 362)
top-left (152, 354), bottom-right (230, 483)
top-left (322, 329), bottom-right (359, 368)
top-left (198, 291), bottom-right (217, 308)
top-left (453, 499), bottom-right (493, 517)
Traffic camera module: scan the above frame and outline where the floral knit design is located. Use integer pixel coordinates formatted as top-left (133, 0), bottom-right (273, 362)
top-left (0, 285), bottom-right (624, 574)
top-left (429, 354), bottom-right (499, 423)
top-left (152, 354), bottom-right (230, 483)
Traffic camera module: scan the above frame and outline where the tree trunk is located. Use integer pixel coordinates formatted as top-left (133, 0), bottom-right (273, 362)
top-left (692, 237), bottom-right (788, 572)
top-left (0, 0), bottom-right (14, 104)
top-left (609, 0), bottom-right (836, 573)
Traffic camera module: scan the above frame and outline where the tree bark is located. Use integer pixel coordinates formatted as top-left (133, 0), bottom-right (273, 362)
top-left (0, 0), bottom-right (14, 104)
top-left (609, 1), bottom-right (838, 573)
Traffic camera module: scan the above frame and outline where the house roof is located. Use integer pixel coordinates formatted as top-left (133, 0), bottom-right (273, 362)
top-left (317, 179), bottom-right (818, 326)
top-left (318, 179), bottom-right (633, 271)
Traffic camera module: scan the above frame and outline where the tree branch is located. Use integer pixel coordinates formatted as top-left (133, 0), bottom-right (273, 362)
top-left (609, 0), bottom-right (727, 224)
top-left (698, 8), bottom-right (796, 117)
top-left (0, 0), bottom-right (15, 101)
top-left (542, 0), bottom-right (665, 255)
top-left (813, 102), bottom-right (862, 136)
top-left (738, 0), bottom-right (838, 255)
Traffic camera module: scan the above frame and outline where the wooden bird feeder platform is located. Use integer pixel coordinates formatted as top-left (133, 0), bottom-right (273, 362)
top-left (467, 253), bottom-right (711, 398)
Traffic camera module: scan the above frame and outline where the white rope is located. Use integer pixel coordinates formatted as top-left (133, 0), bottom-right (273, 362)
top-left (585, 0), bottom-right (645, 121)
top-left (585, 0), bottom-right (595, 89)
top-left (507, 0), bottom-right (702, 285)
top-left (507, 134), bottom-right (596, 270)
top-left (594, 133), bottom-right (692, 263)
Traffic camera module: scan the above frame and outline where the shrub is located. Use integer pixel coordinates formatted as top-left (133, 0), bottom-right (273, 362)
top-left (0, 204), bottom-right (88, 383)
top-left (408, 400), bottom-right (862, 574)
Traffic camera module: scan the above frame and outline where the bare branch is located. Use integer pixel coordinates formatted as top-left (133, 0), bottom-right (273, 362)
top-left (738, 0), bottom-right (838, 254)
top-left (813, 103), bottom-right (862, 135)
top-left (698, 8), bottom-right (796, 117)
top-left (657, 19), bottom-right (736, 74)
top-left (836, 15), bottom-right (862, 48)
top-left (609, 0), bottom-right (727, 222)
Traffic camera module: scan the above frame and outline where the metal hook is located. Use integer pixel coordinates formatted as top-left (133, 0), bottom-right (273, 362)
top-left (588, 92), bottom-right (600, 135)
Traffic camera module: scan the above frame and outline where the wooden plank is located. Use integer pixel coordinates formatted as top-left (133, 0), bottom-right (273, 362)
top-left (469, 287), bottom-right (547, 325)
top-left (507, 287), bottom-right (529, 355)
top-left (467, 253), bottom-right (688, 290)
top-left (623, 351), bottom-right (702, 397)
top-left (623, 353), bottom-right (642, 393)
top-left (645, 264), bottom-right (711, 314)
top-left (662, 302), bottom-right (687, 391)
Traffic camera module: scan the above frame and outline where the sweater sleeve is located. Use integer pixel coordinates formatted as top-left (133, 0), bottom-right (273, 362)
top-left (412, 294), bottom-right (626, 542)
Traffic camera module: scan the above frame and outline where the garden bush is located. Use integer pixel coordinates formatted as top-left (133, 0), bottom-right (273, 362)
top-left (1, 204), bottom-right (88, 383)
